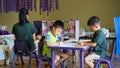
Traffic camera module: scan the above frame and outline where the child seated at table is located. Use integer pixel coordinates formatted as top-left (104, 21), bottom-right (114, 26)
top-left (42, 20), bottom-right (68, 66)
top-left (34, 32), bottom-right (45, 56)
top-left (34, 33), bottom-right (42, 55)
top-left (78, 16), bottom-right (107, 68)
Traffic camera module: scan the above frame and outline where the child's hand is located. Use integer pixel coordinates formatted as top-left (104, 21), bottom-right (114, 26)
top-left (57, 42), bottom-right (61, 45)
top-left (57, 42), bottom-right (63, 45)
top-left (78, 42), bottom-right (84, 46)
top-left (60, 42), bottom-right (63, 45)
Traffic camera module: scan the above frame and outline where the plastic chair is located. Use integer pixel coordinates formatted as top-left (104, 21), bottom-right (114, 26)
top-left (27, 49), bottom-right (38, 68)
top-left (28, 39), bottom-right (44, 68)
top-left (95, 38), bottom-right (116, 68)
top-left (36, 40), bottom-right (67, 68)
top-left (37, 54), bottom-right (66, 68)
top-left (11, 40), bottom-right (38, 68)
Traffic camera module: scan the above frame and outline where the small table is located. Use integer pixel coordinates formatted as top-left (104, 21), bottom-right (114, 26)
top-left (48, 43), bottom-right (90, 68)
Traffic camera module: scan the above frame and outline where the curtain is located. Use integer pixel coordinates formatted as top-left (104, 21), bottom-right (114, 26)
top-left (0, 0), bottom-right (2, 13)
top-left (114, 16), bottom-right (120, 54)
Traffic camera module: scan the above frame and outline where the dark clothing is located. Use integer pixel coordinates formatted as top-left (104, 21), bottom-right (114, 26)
top-left (12, 22), bottom-right (37, 51)
top-left (38, 40), bottom-right (44, 57)
top-left (38, 36), bottom-right (45, 57)
top-left (92, 29), bottom-right (107, 58)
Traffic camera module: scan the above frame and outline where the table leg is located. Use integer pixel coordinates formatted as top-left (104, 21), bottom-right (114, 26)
top-left (51, 49), bottom-right (55, 68)
top-left (72, 50), bottom-right (76, 68)
top-left (80, 50), bottom-right (84, 68)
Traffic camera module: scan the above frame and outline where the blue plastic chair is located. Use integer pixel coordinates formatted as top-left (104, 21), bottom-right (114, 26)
top-left (95, 38), bottom-right (115, 68)
top-left (11, 40), bottom-right (38, 68)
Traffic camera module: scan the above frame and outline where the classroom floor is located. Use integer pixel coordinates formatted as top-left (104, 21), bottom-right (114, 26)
top-left (0, 52), bottom-right (120, 68)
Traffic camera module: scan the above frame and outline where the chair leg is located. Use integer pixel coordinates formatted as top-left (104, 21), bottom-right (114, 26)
top-left (95, 61), bottom-right (114, 68)
top-left (107, 61), bottom-right (114, 68)
top-left (27, 55), bottom-right (32, 68)
top-left (64, 60), bottom-right (67, 68)
top-left (20, 56), bottom-right (24, 64)
top-left (11, 54), bottom-right (16, 68)
top-left (60, 62), bottom-right (64, 68)
top-left (110, 62), bottom-right (114, 68)
top-left (27, 51), bottom-right (38, 68)
top-left (95, 61), bottom-right (100, 68)
top-left (38, 59), bottom-right (42, 68)
top-left (47, 60), bottom-right (52, 68)
top-left (60, 60), bottom-right (67, 68)
top-left (34, 53), bottom-right (38, 66)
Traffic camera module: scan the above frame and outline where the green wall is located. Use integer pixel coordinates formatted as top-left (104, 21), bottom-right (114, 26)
top-left (0, 0), bottom-right (120, 31)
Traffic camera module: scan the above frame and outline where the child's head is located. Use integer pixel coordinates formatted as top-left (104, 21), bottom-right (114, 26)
top-left (36, 33), bottom-right (42, 40)
top-left (52, 20), bottom-right (64, 36)
top-left (87, 16), bottom-right (101, 32)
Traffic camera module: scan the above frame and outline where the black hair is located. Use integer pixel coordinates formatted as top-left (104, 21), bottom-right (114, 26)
top-left (35, 32), bottom-right (45, 41)
top-left (52, 20), bottom-right (64, 29)
top-left (87, 16), bottom-right (101, 26)
top-left (35, 32), bottom-right (42, 36)
top-left (19, 8), bottom-right (29, 26)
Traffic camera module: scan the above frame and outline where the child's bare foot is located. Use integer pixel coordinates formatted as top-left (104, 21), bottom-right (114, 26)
top-left (55, 56), bottom-right (68, 66)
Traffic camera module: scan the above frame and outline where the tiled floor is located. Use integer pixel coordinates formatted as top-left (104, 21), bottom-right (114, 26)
top-left (0, 52), bottom-right (120, 68)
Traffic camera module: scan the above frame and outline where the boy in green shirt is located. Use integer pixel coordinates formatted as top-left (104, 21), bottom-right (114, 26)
top-left (42, 20), bottom-right (68, 65)
top-left (78, 16), bottom-right (107, 68)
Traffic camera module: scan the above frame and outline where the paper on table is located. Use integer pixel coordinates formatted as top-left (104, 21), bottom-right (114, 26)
top-left (64, 39), bottom-right (77, 43)
top-left (64, 39), bottom-right (91, 43)
top-left (78, 39), bottom-right (91, 42)
top-left (58, 42), bottom-right (77, 47)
